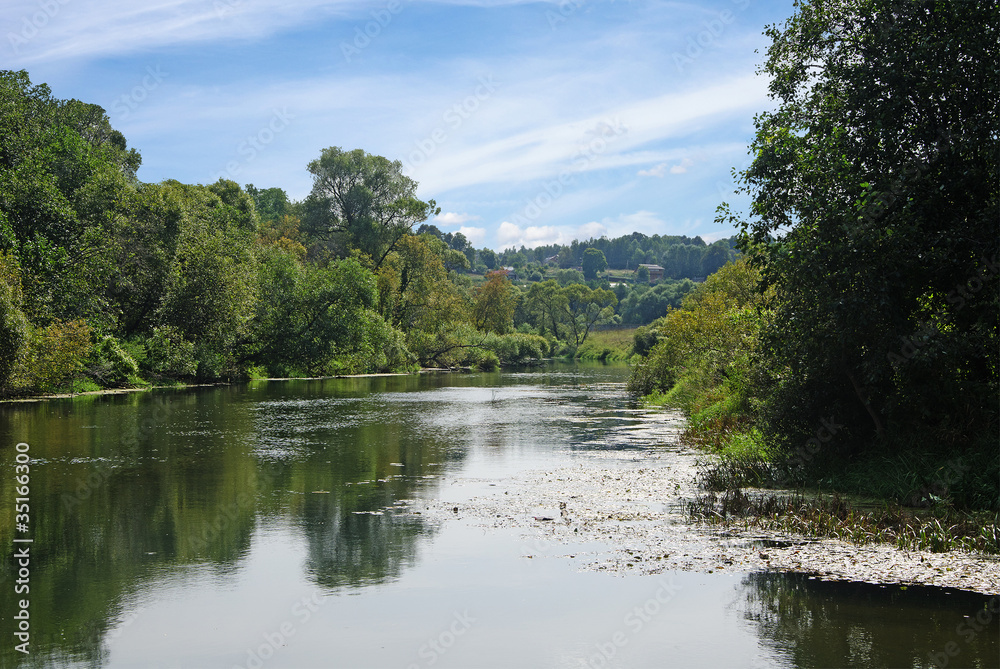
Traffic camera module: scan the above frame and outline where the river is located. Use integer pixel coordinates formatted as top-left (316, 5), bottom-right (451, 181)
top-left (1, 363), bottom-right (997, 668)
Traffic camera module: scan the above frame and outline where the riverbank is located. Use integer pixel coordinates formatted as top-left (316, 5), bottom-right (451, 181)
top-left (0, 370), bottom-right (444, 403)
top-left (408, 409), bottom-right (1000, 595)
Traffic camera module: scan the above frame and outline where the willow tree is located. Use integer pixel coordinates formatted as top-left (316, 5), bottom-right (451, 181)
top-left (304, 148), bottom-right (439, 269)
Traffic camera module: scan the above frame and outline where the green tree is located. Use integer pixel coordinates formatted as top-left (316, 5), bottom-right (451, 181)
top-left (523, 279), bottom-right (566, 338)
top-left (0, 253), bottom-right (29, 387)
top-left (722, 0), bottom-right (999, 452)
top-left (480, 248), bottom-right (498, 270)
top-left (156, 181), bottom-right (259, 375)
top-left (248, 249), bottom-right (396, 374)
top-left (304, 148), bottom-right (439, 269)
top-left (0, 69), bottom-right (142, 329)
top-left (474, 271), bottom-right (518, 334)
top-left (581, 247), bottom-right (608, 280)
top-left (245, 184), bottom-right (291, 223)
top-left (560, 284), bottom-right (617, 347)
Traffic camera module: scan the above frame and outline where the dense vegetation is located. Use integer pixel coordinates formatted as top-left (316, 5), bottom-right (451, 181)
top-left (631, 0), bottom-right (998, 512)
top-left (0, 70), bottom-right (722, 396)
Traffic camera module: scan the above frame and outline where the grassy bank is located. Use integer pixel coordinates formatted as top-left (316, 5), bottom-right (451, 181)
top-left (572, 327), bottom-right (637, 362)
top-left (628, 260), bottom-right (999, 553)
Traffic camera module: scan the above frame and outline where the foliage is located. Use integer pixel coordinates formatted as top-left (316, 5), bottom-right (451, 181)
top-left (495, 232), bottom-right (738, 279)
top-left (721, 0), bottom-right (999, 456)
top-left (143, 325), bottom-right (197, 378)
top-left (581, 247), bottom-right (608, 280)
top-left (21, 318), bottom-right (92, 391)
top-left (86, 335), bottom-right (139, 387)
top-left (473, 271), bottom-right (518, 334)
top-left (617, 279), bottom-right (695, 324)
top-left (521, 279), bottom-right (619, 346)
top-left (304, 147), bottom-right (439, 269)
top-left (631, 325), bottom-right (659, 358)
top-left (0, 252), bottom-right (29, 388)
top-left (628, 259), bottom-right (765, 451)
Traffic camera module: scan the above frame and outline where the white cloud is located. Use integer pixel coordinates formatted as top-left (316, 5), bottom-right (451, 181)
top-left (494, 220), bottom-right (608, 250)
top-left (638, 157), bottom-right (694, 177)
top-left (698, 230), bottom-right (732, 243)
top-left (435, 212), bottom-right (481, 226)
top-left (670, 158), bottom-right (694, 174)
top-left (588, 211), bottom-right (668, 238)
top-left (577, 221), bottom-right (607, 239)
top-left (638, 163), bottom-right (669, 177)
top-left (4, 0), bottom-right (556, 65)
top-left (457, 226), bottom-right (487, 246)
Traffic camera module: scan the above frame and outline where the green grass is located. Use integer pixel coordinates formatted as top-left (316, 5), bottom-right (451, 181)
top-left (573, 328), bottom-right (636, 361)
top-left (689, 489), bottom-right (1000, 554)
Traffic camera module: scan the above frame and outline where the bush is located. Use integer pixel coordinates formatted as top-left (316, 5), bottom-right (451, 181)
top-left (632, 325), bottom-right (660, 357)
top-left (24, 319), bottom-right (93, 391)
top-left (86, 335), bottom-right (140, 387)
top-left (143, 326), bottom-right (197, 378)
top-left (0, 254), bottom-right (29, 389)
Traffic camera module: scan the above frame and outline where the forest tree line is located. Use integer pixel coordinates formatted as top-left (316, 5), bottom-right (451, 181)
top-left (0, 70), bottom-right (729, 395)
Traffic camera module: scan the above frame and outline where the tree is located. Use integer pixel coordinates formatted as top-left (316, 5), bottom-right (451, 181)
top-left (636, 265), bottom-right (650, 284)
top-left (701, 241), bottom-right (731, 276)
top-left (721, 0), bottom-right (999, 452)
top-left (156, 181), bottom-right (259, 372)
top-left (304, 148), bottom-right (439, 269)
top-left (248, 249), bottom-right (396, 374)
top-left (0, 69), bottom-right (142, 329)
top-left (448, 232), bottom-right (469, 253)
top-left (581, 248), bottom-right (608, 280)
top-left (474, 271), bottom-right (518, 334)
top-left (245, 185), bottom-right (291, 224)
top-left (524, 280), bottom-right (566, 337)
top-left (0, 253), bottom-right (28, 387)
top-left (559, 284), bottom-right (617, 347)
top-left (480, 248), bottom-right (498, 270)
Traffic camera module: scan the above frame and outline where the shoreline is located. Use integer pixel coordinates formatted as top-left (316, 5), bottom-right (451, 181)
top-left (0, 359), bottom-right (597, 403)
top-left (0, 369), bottom-right (453, 403)
top-left (408, 414), bottom-right (1000, 595)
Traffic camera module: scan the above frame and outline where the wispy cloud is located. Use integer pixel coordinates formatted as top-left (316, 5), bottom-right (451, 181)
top-left (5, 0), bottom-right (573, 64)
top-left (638, 156), bottom-right (694, 177)
top-left (408, 75), bottom-right (768, 194)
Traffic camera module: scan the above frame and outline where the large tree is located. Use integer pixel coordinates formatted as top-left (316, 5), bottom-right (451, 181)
top-left (581, 247), bottom-right (608, 280)
top-left (723, 0), bottom-right (999, 451)
top-left (0, 69), bottom-right (143, 328)
top-left (303, 148), bottom-right (439, 269)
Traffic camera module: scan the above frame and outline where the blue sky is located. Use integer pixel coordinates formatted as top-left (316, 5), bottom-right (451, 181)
top-left (4, 0), bottom-right (792, 250)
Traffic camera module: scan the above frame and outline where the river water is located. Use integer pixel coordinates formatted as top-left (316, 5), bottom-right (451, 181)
top-left (1, 363), bottom-right (997, 668)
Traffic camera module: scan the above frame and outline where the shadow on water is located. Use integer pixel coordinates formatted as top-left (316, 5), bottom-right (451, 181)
top-left (739, 572), bottom-right (1000, 669)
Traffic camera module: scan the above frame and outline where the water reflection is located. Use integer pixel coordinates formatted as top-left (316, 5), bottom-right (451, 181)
top-left (0, 374), bottom-right (473, 667)
top-left (739, 572), bottom-right (1000, 668)
top-left (1, 365), bottom-right (996, 668)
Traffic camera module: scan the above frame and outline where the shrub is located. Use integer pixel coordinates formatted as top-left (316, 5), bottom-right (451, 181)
top-left (143, 326), bottom-right (197, 378)
top-left (0, 254), bottom-right (29, 389)
top-left (86, 335), bottom-right (140, 387)
top-left (24, 319), bottom-right (93, 391)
